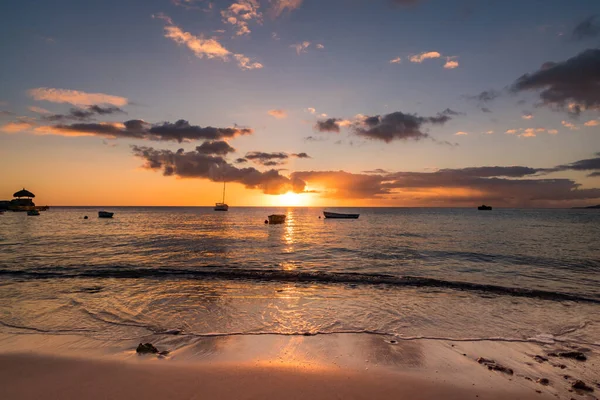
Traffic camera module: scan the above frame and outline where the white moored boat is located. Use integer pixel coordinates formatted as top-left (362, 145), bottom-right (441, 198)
top-left (323, 211), bottom-right (360, 219)
top-left (214, 181), bottom-right (229, 211)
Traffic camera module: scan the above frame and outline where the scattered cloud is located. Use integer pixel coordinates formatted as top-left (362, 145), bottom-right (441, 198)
top-left (290, 41), bottom-right (311, 54)
top-left (409, 51), bottom-right (441, 63)
top-left (363, 168), bottom-right (390, 174)
top-left (268, 0), bottom-right (303, 17)
top-left (0, 111), bottom-right (15, 117)
top-left (352, 111), bottom-right (451, 143)
top-left (0, 122), bottom-right (33, 133)
top-left (522, 112), bottom-right (533, 120)
top-left (465, 89), bottom-right (500, 104)
top-left (389, 56), bottom-right (402, 64)
top-left (505, 129), bottom-right (518, 134)
top-left (485, 130), bottom-right (494, 134)
top-left (481, 107), bottom-right (492, 113)
top-left (584, 119), bottom-right (599, 127)
top-left (314, 118), bottom-right (342, 133)
top-left (572, 15), bottom-right (600, 40)
top-left (267, 109), bottom-right (287, 119)
top-left (243, 151), bottom-right (309, 166)
top-left (158, 16), bottom-right (263, 70)
top-left (444, 57), bottom-right (459, 69)
top-left (306, 107), bottom-right (316, 114)
top-left (511, 49), bottom-right (600, 114)
top-left (132, 145), bottom-right (306, 195)
top-left (28, 106), bottom-right (51, 115)
top-left (28, 88), bottom-right (128, 107)
top-left (196, 140), bottom-right (236, 155)
top-left (561, 120), bottom-right (579, 130)
top-left (314, 109), bottom-right (454, 143)
top-left (171, 0), bottom-right (208, 10)
top-left (43, 105), bottom-right (125, 122)
top-left (292, 152), bottom-right (311, 159)
top-left (548, 129), bottom-right (558, 134)
top-left (221, 0), bottom-right (262, 36)
top-left (316, 43), bottom-right (325, 49)
top-left (18, 118), bottom-right (253, 142)
top-left (271, 32), bottom-right (280, 40)
top-left (455, 131), bottom-right (468, 135)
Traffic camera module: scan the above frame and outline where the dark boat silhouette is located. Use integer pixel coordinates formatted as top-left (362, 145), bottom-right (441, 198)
top-left (323, 211), bottom-right (360, 219)
top-left (478, 205), bottom-right (492, 211)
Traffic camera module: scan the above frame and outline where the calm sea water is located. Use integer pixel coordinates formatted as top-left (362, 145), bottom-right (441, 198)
top-left (0, 207), bottom-right (599, 345)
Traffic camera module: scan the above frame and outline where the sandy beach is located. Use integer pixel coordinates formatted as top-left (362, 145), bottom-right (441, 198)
top-left (1, 332), bottom-right (597, 399)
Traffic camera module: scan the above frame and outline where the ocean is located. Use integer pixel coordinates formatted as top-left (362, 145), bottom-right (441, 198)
top-left (0, 207), bottom-right (598, 346)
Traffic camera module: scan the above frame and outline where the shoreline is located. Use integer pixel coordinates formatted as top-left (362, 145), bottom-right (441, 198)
top-left (1, 332), bottom-right (597, 399)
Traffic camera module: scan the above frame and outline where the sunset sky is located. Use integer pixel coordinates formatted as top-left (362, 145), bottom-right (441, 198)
top-left (1, 0), bottom-right (599, 207)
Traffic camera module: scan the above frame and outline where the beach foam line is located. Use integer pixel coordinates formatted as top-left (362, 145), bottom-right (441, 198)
top-left (1, 266), bottom-right (599, 304)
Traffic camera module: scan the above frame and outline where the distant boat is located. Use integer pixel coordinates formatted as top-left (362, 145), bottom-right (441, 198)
top-left (27, 210), bottom-right (40, 216)
top-left (98, 211), bottom-right (114, 218)
top-left (323, 211), bottom-right (360, 219)
top-left (478, 205), bottom-right (492, 211)
top-left (268, 214), bottom-right (286, 224)
top-left (214, 181), bottom-right (229, 211)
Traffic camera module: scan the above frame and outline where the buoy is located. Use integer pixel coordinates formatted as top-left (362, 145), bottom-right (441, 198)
top-left (264, 219), bottom-right (268, 224)
top-left (84, 216), bottom-right (88, 219)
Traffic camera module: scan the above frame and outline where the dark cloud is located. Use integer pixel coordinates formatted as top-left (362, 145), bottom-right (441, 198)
top-left (465, 90), bottom-right (500, 104)
top-left (440, 108), bottom-right (464, 116)
top-left (196, 140), bottom-right (236, 155)
top-left (149, 120), bottom-right (252, 142)
top-left (49, 119), bottom-right (253, 142)
top-left (363, 168), bottom-right (390, 174)
top-left (132, 146), bottom-right (600, 206)
top-left (546, 153), bottom-right (600, 177)
top-left (511, 49), bottom-right (600, 114)
top-left (572, 15), bottom-right (600, 40)
top-left (245, 151), bottom-right (289, 166)
top-left (390, 0), bottom-right (422, 5)
top-left (292, 152), bottom-right (311, 159)
top-left (131, 145), bottom-right (305, 195)
top-left (481, 107), bottom-right (492, 113)
top-left (353, 111), bottom-right (450, 143)
top-left (290, 155), bottom-right (600, 205)
top-left (304, 136), bottom-right (326, 142)
top-left (235, 158), bottom-right (248, 164)
top-left (314, 118), bottom-right (341, 133)
top-left (44, 105), bottom-right (125, 122)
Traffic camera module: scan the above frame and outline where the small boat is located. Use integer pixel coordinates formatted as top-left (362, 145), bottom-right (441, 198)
top-left (323, 211), bottom-right (359, 219)
top-left (268, 214), bottom-right (286, 224)
top-left (27, 210), bottom-right (40, 216)
top-left (214, 203), bottom-right (229, 211)
top-left (477, 205), bottom-right (492, 211)
top-left (214, 181), bottom-right (229, 211)
top-left (98, 211), bottom-right (114, 218)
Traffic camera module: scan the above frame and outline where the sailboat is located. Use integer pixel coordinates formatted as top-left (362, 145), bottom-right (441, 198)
top-left (214, 181), bottom-right (229, 211)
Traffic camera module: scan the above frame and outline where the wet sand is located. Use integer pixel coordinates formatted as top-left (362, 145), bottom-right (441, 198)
top-left (1, 332), bottom-right (596, 399)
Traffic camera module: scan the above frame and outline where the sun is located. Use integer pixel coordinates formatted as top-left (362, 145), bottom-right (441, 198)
top-left (277, 191), bottom-right (306, 206)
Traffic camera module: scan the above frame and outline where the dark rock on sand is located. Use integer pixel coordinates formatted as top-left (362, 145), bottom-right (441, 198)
top-left (136, 343), bottom-right (159, 354)
top-left (476, 357), bottom-right (513, 375)
top-left (572, 380), bottom-right (594, 392)
top-left (536, 378), bottom-right (550, 385)
top-left (557, 351), bottom-right (587, 361)
top-left (533, 355), bottom-right (548, 363)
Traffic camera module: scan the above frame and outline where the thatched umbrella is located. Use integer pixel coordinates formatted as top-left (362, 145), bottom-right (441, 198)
top-left (14, 188), bottom-right (35, 198)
